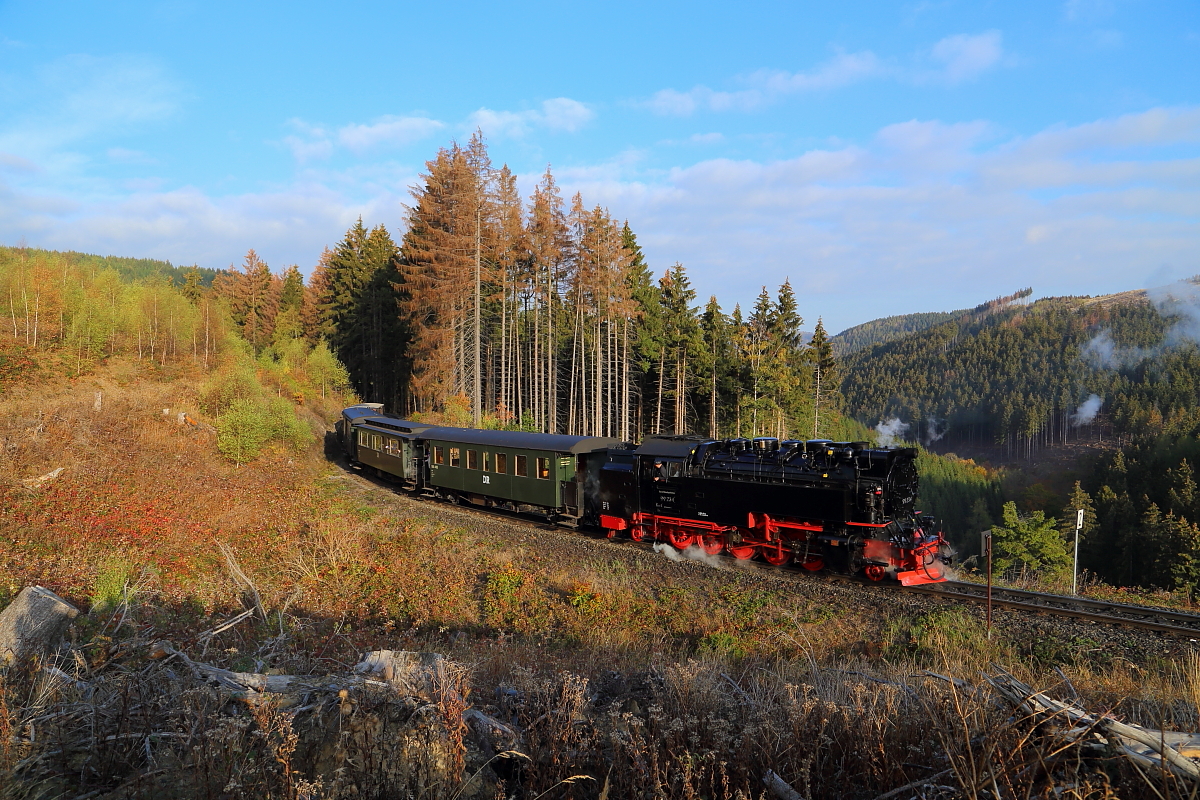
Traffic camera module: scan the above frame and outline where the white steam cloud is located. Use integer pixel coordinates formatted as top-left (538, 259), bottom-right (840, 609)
top-left (1070, 394), bottom-right (1103, 426)
top-left (652, 542), bottom-right (728, 569)
top-left (923, 416), bottom-right (947, 446)
top-left (1083, 278), bottom-right (1200, 368)
top-left (875, 417), bottom-right (910, 447)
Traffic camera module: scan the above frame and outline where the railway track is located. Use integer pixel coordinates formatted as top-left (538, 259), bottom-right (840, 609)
top-left (905, 580), bottom-right (1200, 638)
top-left (346, 462), bottom-right (1200, 640)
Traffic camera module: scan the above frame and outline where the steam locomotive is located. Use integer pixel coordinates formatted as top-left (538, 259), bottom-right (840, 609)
top-left (336, 403), bottom-right (949, 586)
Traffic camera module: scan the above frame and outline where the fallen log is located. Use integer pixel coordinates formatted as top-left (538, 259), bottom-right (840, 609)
top-left (763, 769), bottom-right (805, 800)
top-left (986, 669), bottom-right (1200, 781)
top-left (0, 586), bottom-right (79, 664)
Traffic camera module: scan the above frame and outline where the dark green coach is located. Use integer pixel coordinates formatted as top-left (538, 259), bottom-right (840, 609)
top-left (420, 428), bottom-right (621, 517)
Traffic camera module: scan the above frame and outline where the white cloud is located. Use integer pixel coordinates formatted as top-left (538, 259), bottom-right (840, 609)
top-left (337, 115), bottom-right (444, 153)
top-left (926, 31), bottom-right (1004, 84)
top-left (283, 135), bottom-right (334, 163)
top-left (107, 147), bottom-right (156, 165)
top-left (280, 114), bottom-right (444, 162)
top-left (0, 177), bottom-right (414, 271)
top-left (281, 100), bottom-right (589, 163)
top-left (645, 51), bottom-right (881, 116)
top-left (1065, 0), bottom-right (1116, 23)
top-left (0, 152), bottom-right (38, 173)
top-left (558, 107), bottom-right (1200, 331)
top-left (751, 51), bottom-right (884, 93)
top-left (0, 54), bottom-right (180, 157)
top-left (1009, 106), bottom-right (1200, 158)
top-left (466, 97), bottom-right (594, 137)
top-left (645, 35), bottom-right (1003, 116)
top-left (5, 97), bottom-right (1196, 336)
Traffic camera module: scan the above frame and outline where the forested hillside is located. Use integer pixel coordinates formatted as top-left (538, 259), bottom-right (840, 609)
top-left (2, 245), bottom-right (220, 289)
top-left (0, 244), bottom-right (350, 463)
top-left (840, 292), bottom-right (1187, 457)
top-left (833, 309), bottom-right (967, 355)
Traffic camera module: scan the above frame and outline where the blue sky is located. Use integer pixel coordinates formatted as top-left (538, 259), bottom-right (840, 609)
top-left (1, 0), bottom-right (1197, 333)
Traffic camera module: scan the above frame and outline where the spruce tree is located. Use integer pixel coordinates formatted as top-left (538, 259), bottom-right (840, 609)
top-left (623, 222), bottom-right (663, 439)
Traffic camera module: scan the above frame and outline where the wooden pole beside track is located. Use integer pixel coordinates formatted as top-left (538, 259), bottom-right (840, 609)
top-left (984, 530), bottom-right (993, 638)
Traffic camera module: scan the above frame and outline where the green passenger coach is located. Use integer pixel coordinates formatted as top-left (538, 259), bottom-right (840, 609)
top-left (419, 428), bottom-right (621, 519)
top-left (336, 404), bottom-right (434, 488)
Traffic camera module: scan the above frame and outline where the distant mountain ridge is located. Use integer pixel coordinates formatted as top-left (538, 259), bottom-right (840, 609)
top-left (838, 287), bottom-right (1181, 461)
top-left (833, 288), bottom-right (1035, 355)
top-left (833, 310), bottom-right (969, 355)
top-left (0, 246), bottom-right (219, 288)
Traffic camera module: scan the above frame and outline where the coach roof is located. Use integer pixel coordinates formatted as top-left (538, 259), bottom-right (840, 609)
top-left (342, 404), bottom-right (385, 422)
top-left (420, 427), bottom-right (623, 454)
top-left (356, 416), bottom-right (435, 435)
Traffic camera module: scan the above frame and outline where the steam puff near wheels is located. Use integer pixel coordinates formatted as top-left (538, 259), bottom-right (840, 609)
top-left (337, 404), bottom-right (951, 586)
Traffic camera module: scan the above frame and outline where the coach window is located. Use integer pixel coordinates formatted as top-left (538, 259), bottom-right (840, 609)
top-left (386, 438), bottom-right (399, 456)
top-left (357, 430), bottom-right (368, 446)
top-left (433, 446), bottom-right (444, 465)
top-left (536, 457), bottom-right (550, 479)
top-left (495, 453), bottom-right (508, 474)
top-left (466, 450), bottom-right (478, 469)
top-left (515, 455), bottom-right (528, 477)
top-left (449, 447), bottom-right (461, 467)
top-left (371, 434), bottom-right (382, 451)
top-left (483, 452), bottom-right (491, 471)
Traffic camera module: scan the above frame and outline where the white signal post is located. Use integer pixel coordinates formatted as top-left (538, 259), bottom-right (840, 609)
top-left (1073, 508), bottom-right (1085, 595)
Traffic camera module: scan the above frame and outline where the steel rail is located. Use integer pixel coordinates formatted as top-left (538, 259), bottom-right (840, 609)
top-left (905, 580), bottom-right (1200, 638)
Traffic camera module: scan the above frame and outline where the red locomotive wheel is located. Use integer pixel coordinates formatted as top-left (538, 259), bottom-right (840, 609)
top-left (728, 544), bottom-right (756, 560)
top-left (699, 534), bottom-right (723, 555)
top-left (801, 558), bottom-right (824, 571)
top-left (630, 527), bottom-right (647, 542)
top-left (761, 546), bottom-right (791, 566)
top-left (667, 530), bottom-right (697, 549)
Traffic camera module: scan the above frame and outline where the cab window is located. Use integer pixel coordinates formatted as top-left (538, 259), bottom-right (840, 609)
top-left (667, 461), bottom-right (682, 478)
top-left (495, 453), bottom-right (508, 474)
top-left (515, 455), bottom-right (528, 477)
top-left (536, 457), bottom-right (550, 479)
top-left (466, 450), bottom-right (478, 469)
top-left (433, 446), bottom-right (444, 465)
top-left (449, 447), bottom-right (461, 467)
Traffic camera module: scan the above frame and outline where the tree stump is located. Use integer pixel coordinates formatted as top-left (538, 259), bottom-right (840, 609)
top-left (0, 586), bottom-right (79, 663)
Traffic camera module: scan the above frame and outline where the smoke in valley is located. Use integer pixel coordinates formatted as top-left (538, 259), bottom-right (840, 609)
top-left (1084, 277), bottom-right (1200, 368)
top-left (1070, 394), bottom-right (1103, 426)
top-left (923, 416), bottom-right (947, 446)
top-left (875, 418), bottom-right (910, 447)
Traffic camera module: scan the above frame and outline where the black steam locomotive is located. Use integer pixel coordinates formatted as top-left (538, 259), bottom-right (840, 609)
top-left (337, 404), bottom-right (949, 586)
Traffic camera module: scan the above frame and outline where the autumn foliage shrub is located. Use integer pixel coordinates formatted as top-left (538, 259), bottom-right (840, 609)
top-left (216, 397), bottom-right (313, 463)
